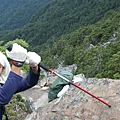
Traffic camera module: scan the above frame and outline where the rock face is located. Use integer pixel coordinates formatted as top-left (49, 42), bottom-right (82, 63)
top-left (20, 75), bottom-right (120, 120)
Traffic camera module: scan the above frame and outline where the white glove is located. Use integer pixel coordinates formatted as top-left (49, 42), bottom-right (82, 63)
top-left (6, 43), bottom-right (27, 67)
top-left (25, 52), bottom-right (41, 67)
top-left (57, 85), bottom-right (70, 98)
top-left (73, 76), bottom-right (83, 83)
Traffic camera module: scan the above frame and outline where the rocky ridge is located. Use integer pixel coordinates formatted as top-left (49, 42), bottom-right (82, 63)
top-left (20, 65), bottom-right (120, 120)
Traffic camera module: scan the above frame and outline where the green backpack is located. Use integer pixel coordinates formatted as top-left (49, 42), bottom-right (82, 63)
top-left (48, 71), bottom-right (74, 102)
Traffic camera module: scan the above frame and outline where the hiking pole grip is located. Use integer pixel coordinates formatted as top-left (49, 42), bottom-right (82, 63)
top-left (39, 63), bottom-right (49, 71)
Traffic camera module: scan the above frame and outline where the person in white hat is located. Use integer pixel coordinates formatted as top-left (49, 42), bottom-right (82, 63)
top-left (0, 43), bottom-right (41, 120)
top-left (0, 52), bottom-right (11, 85)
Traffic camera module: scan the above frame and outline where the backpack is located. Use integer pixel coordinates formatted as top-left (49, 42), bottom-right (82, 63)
top-left (48, 71), bottom-right (74, 102)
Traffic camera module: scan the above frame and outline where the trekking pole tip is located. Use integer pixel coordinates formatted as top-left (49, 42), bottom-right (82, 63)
top-left (108, 105), bottom-right (111, 108)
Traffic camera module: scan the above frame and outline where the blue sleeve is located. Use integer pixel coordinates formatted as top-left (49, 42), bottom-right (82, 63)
top-left (0, 71), bottom-right (23, 105)
top-left (16, 67), bottom-right (40, 92)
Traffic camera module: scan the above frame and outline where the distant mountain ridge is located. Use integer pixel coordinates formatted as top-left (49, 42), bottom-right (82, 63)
top-left (0, 0), bottom-right (52, 31)
top-left (1, 0), bottom-right (119, 45)
top-left (0, 0), bottom-right (120, 79)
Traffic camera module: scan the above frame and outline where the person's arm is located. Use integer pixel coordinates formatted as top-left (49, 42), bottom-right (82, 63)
top-left (16, 52), bottom-right (41, 92)
top-left (31, 65), bottom-right (39, 74)
top-left (0, 65), bottom-right (22, 105)
top-left (16, 66), bottom-right (40, 92)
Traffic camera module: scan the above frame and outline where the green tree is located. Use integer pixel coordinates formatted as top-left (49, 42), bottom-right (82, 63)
top-left (104, 51), bottom-right (120, 79)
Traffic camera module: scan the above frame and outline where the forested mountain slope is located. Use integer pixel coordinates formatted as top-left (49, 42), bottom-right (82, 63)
top-left (0, 0), bottom-right (120, 79)
top-left (1, 0), bottom-right (119, 45)
top-left (0, 0), bottom-right (52, 31)
top-left (40, 11), bottom-right (120, 79)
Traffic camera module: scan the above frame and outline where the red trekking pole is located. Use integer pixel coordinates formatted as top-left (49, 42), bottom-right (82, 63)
top-left (39, 63), bottom-right (111, 107)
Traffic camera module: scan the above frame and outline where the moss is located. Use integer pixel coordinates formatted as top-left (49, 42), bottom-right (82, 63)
top-left (5, 94), bottom-right (28, 120)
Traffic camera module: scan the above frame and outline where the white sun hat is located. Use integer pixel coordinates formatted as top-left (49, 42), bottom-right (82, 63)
top-left (0, 52), bottom-right (11, 84)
